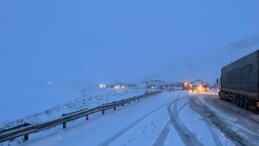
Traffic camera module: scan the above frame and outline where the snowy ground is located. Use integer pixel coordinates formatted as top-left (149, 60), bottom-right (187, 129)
top-left (0, 84), bottom-right (148, 131)
top-left (10, 90), bottom-right (259, 146)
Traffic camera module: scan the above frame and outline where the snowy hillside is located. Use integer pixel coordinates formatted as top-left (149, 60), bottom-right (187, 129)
top-left (152, 36), bottom-right (259, 84)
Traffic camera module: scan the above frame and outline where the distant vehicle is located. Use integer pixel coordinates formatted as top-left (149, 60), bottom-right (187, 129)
top-left (219, 50), bottom-right (259, 111)
top-left (198, 82), bottom-right (210, 92)
top-left (189, 82), bottom-right (210, 93)
top-left (182, 82), bottom-right (192, 90)
top-left (190, 84), bottom-right (198, 93)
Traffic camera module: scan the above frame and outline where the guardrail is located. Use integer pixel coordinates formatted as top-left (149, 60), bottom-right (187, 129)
top-left (0, 91), bottom-right (161, 144)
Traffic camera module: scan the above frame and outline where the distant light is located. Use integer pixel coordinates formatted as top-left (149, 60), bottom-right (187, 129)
top-left (47, 81), bottom-right (52, 85)
top-left (99, 84), bottom-right (106, 88)
top-left (114, 85), bottom-right (120, 89)
top-left (121, 86), bottom-right (126, 89)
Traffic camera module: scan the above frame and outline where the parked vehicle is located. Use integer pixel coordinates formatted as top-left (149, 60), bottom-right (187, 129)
top-left (219, 50), bottom-right (259, 111)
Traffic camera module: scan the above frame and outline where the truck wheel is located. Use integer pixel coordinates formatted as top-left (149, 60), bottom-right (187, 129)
top-left (237, 97), bottom-right (242, 107)
top-left (223, 92), bottom-right (228, 101)
top-left (219, 91), bottom-right (225, 100)
top-left (244, 97), bottom-right (249, 110)
top-left (241, 97), bottom-right (245, 109)
top-left (233, 94), bottom-right (238, 106)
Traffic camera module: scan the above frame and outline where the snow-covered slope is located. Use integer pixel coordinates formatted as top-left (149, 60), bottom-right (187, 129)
top-left (152, 36), bottom-right (259, 84)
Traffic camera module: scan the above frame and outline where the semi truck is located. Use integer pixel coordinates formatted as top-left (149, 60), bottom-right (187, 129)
top-left (219, 50), bottom-right (259, 111)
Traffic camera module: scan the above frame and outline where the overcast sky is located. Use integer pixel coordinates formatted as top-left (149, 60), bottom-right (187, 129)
top-left (1, 0), bottom-right (259, 86)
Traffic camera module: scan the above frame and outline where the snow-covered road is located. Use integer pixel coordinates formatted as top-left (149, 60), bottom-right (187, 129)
top-left (19, 91), bottom-right (259, 146)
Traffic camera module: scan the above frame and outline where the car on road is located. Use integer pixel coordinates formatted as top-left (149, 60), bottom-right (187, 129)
top-left (189, 82), bottom-right (210, 93)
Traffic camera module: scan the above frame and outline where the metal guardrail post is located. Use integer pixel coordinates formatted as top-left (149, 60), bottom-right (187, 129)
top-left (63, 123), bottom-right (66, 129)
top-left (86, 115), bottom-right (89, 120)
top-left (24, 134), bottom-right (29, 141)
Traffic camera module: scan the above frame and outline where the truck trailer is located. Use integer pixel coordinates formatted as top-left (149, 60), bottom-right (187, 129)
top-left (219, 50), bottom-right (259, 111)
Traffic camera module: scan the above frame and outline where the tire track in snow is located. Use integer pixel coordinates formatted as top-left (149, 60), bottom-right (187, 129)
top-left (190, 95), bottom-right (257, 146)
top-left (98, 102), bottom-right (170, 146)
top-left (167, 98), bottom-right (204, 146)
top-left (188, 96), bottom-right (227, 146)
top-left (204, 95), bottom-right (259, 139)
top-left (152, 121), bottom-right (170, 146)
top-left (205, 95), bottom-right (259, 125)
